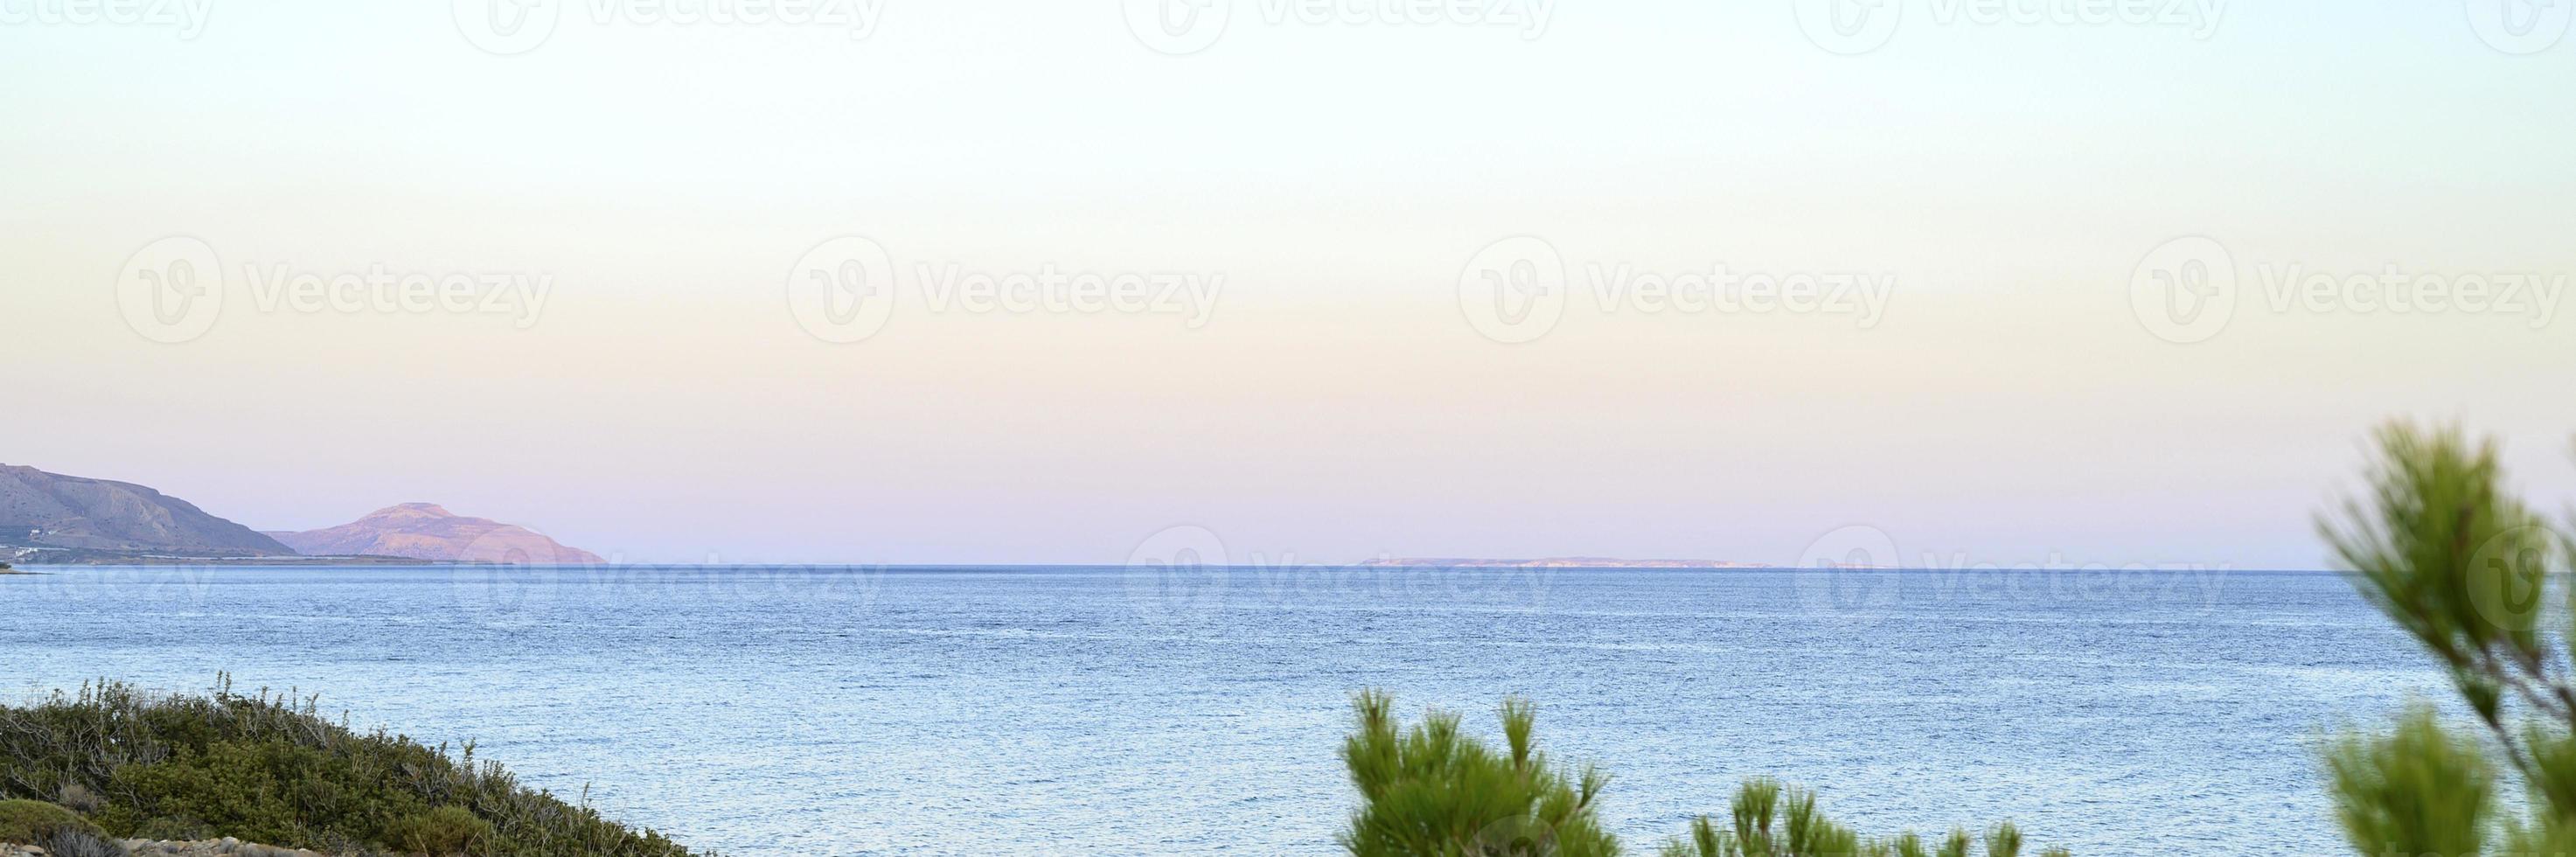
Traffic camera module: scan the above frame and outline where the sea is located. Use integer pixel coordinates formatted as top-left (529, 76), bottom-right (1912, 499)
top-left (1, 564), bottom-right (2440, 855)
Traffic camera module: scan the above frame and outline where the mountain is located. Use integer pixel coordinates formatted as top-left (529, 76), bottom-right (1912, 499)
top-left (267, 503), bottom-right (603, 564)
top-left (0, 463), bottom-right (295, 555)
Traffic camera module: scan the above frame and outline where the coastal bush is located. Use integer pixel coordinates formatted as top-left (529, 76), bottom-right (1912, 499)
top-left (0, 798), bottom-right (102, 843)
top-left (2320, 422), bottom-right (2576, 854)
top-left (1654, 783), bottom-right (2060, 857)
top-left (57, 783), bottom-right (101, 815)
top-left (1340, 693), bottom-right (2067, 856)
top-left (38, 827), bottom-right (124, 857)
top-left (0, 677), bottom-right (697, 857)
top-left (386, 805), bottom-right (495, 856)
top-left (1340, 691), bottom-right (1619, 857)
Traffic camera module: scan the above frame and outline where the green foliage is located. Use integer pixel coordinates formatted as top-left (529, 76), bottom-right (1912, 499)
top-left (386, 805), bottom-right (495, 856)
top-left (2323, 706), bottom-right (2494, 857)
top-left (2319, 421), bottom-right (2576, 855)
top-left (2323, 424), bottom-right (2561, 727)
top-left (0, 677), bottom-right (697, 857)
top-left (0, 798), bottom-right (102, 843)
top-left (1653, 781), bottom-right (2043, 857)
top-left (1338, 693), bottom-right (2066, 857)
top-left (1338, 692), bottom-right (1620, 857)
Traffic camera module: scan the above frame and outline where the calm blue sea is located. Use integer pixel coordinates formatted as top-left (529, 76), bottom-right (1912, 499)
top-left (1, 565), bottom-right (2435, 855)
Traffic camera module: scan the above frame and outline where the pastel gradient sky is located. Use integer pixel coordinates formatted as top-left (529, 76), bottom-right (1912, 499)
top-left (3, 0), bottom-right (2571, 567)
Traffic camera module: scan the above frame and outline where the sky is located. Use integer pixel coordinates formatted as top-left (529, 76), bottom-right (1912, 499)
top-left (2, 0), bottom-right (2572, 568)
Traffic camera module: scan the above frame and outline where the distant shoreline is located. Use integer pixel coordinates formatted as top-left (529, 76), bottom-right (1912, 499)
top-left (3, 552), bottom-right (437, 567)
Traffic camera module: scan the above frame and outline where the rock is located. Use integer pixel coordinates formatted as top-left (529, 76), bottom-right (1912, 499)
top-left (111, 839), bottom-right (330, 857)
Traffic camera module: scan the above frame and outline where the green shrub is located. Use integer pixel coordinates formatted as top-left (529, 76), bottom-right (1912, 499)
top-left (2322, 705), bottom-right (2493, 857)
top-left (1339, 694), bottom-right (2067, 857)
top-left (1339, 692), bottom-right (1619, 857)
top-left (387, 805), bottom-right (494, 856)
top-left (2319, 422), bottom-right (2576, 854)
top-left (0, 798), bottom-right (101, 844)
top-left (0, 677), bottom-right (697, 856)
top-left (1654, 782), bottom-right (2063, 857)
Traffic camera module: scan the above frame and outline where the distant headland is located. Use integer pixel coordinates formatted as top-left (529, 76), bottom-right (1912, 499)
top-left (0, 463), bottom-right (598, 566)
top-left (265, 502), bottom-right (604, 565)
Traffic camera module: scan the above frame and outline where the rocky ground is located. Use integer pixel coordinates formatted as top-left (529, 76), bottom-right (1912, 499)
top-left (5, 839), bottom-right (329, 857)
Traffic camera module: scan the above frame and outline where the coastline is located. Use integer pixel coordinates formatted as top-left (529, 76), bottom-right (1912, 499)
top-left (1, 554), bottom-right (436, 567)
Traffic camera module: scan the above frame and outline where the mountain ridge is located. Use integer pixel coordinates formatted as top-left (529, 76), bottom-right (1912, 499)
top-left (0, 463), bottom-right (293, 556)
